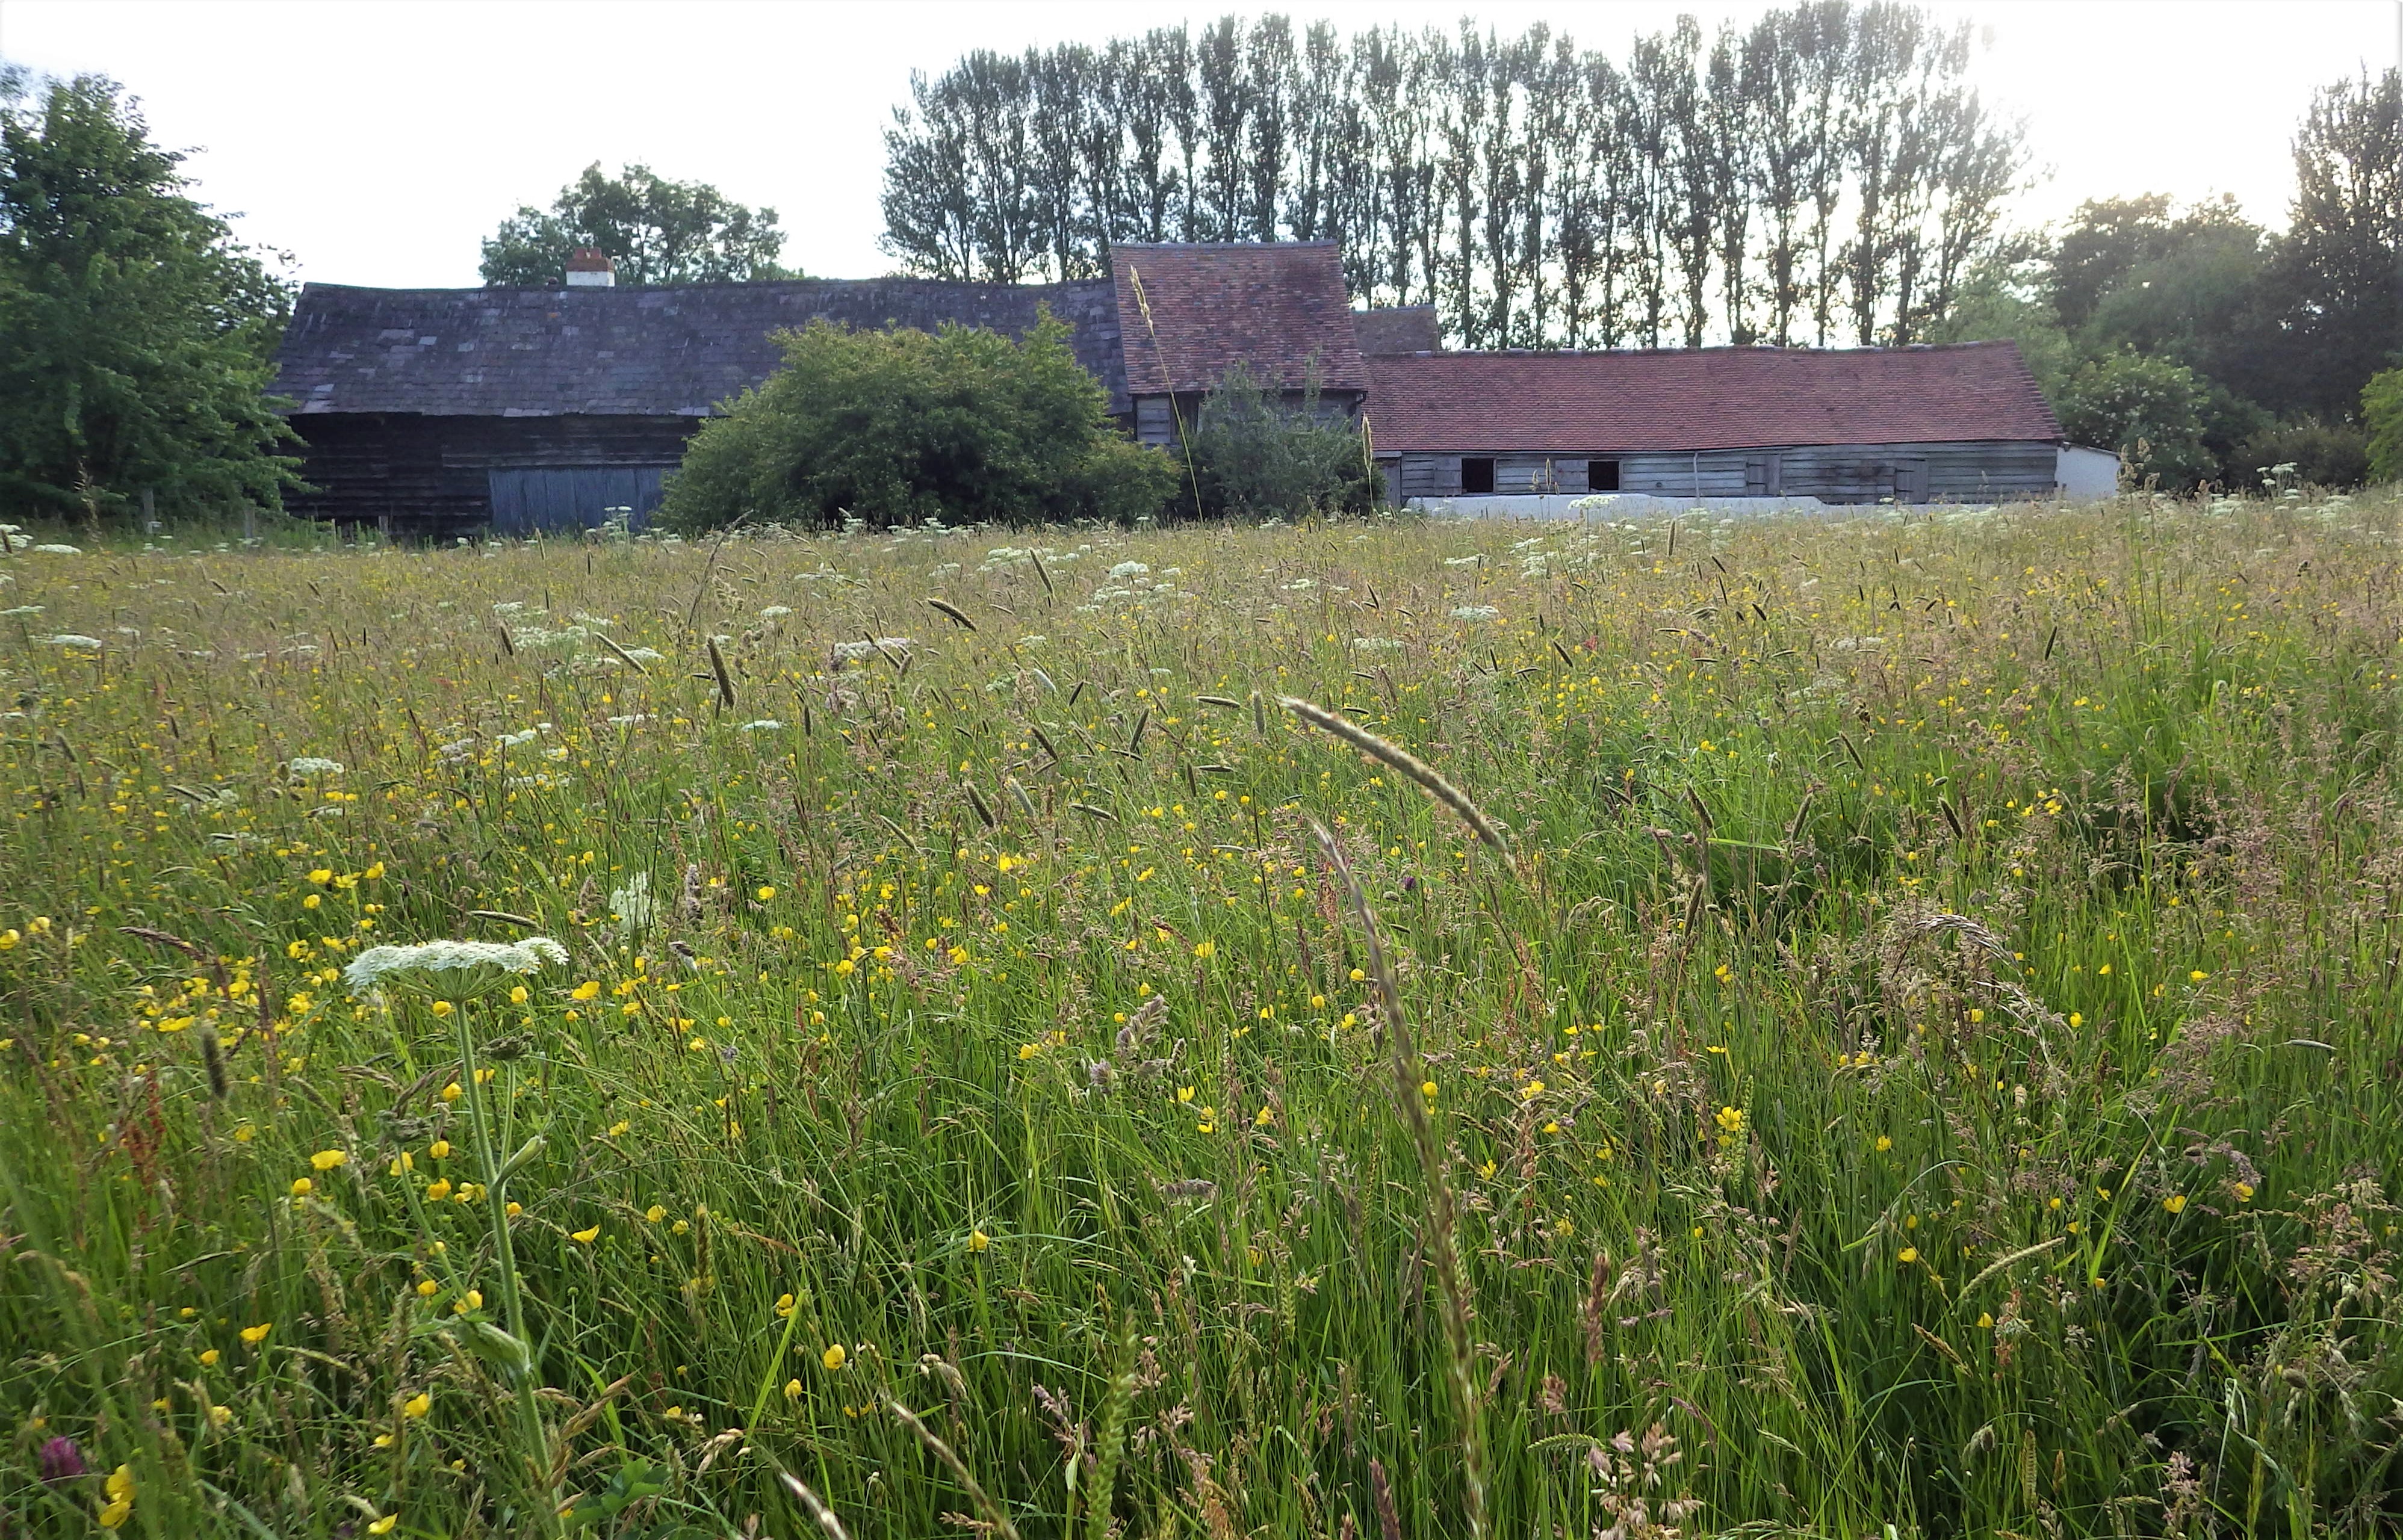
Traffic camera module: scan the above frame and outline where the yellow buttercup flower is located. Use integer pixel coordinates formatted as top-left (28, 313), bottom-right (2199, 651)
top-left (240, 1322), bottom-right (272, 1344)
top-left (289, 1177), bottom-right (313, 1197)
top-left (403, 1391), bottom-right (432, 1418)
top-left (310, 1149), bottom-right (346, 1171)
top-left (98, 1464), bottom-right (134, 1528)
top-left (822, 1344), bottom-right (847, 1371)
top-left (969, 1228), bottom-right (990, 1252)
top-left (571, 1224), bottom-right (601, 1244)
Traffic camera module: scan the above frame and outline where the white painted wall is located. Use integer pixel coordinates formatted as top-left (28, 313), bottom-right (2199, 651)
top-left (2057, 445), bottom-right (2122, 501)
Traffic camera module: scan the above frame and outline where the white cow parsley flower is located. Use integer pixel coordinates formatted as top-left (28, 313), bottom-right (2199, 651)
top-left (343, 936), bottom-right (568, 997)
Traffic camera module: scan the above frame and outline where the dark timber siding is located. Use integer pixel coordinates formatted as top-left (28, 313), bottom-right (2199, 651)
top-left (284, 414), bottom-right (698, 535)
top-left (1391, 441), bottom-right (2060, 504)
top-left (1133, 389), bottom-right (1367, 449)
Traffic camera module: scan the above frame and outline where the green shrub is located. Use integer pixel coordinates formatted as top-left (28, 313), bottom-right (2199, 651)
top-left (2237, 419), bottom-right (2370, 489)
top-left (2054, 351), bottom-right (2266, 492)
top-left (2367, 368), bottom-right (2403, 484)
top-left (1171, 363), bottom-right (1375, 519)
top-left (659, 313), bottom-right (1173, 531)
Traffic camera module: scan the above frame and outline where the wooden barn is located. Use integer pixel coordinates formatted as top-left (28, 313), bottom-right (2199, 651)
top-left (271, 271), bottom-right (1126, 536)
top-left (271, 240), bottom-right (1386, 537)
top-left (1365, 342), bottom-right (2071, 506)
top-left (273, 239), bottom-right (2089, 533)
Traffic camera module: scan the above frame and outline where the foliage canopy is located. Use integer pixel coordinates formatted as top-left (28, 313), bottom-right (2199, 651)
top-left (0, 69), bottom-right (298, 525)
top-left (659, 314), bottom-right (1174, 530)
top-left (1931, 71), bottom-right (2399, 496)
top-left (479, 162), bottom-right (793, 287)
top-left (882, 4), bottom-right (2025, 350)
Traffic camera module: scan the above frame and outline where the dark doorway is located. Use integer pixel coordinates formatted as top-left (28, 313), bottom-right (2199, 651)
top-left (1587, 459), bottom-right (1620, 492)
top-left (1460, 457), bottom-right (1496, 495)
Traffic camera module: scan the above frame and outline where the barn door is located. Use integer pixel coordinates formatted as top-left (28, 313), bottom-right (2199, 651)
top-left (1893, 457), bottom-right (1929, 504)
top-left (1744, 454), bottom-right (1784, 496)
top-left (486, 466), bottom-right (671, 534)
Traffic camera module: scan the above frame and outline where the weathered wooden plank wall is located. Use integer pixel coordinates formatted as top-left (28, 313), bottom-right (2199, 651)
top-left (1388, 441), bottom-right (2060, 504)
top-left (285, 415), bottom-right (696, 535)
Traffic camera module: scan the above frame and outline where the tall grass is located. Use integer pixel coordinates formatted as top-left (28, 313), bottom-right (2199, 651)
top-left (1, 492), bottom-right (2400, 1538)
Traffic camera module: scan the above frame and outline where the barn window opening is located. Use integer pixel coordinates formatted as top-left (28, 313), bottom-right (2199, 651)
top-left (1460, 457), bottom-right (1496, 495)
top-left (1587, 459), bottom-right (1620, 492)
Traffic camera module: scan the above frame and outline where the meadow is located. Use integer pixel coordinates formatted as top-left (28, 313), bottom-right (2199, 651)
top-left (1, 494), bottom-right (2399, 1539)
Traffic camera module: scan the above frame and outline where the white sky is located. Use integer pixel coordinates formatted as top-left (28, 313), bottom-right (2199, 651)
top-left (2, 0), bottom-right (2395, 289)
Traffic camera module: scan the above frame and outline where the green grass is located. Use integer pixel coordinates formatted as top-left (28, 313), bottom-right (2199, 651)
top-left (2, 493), bottom-right (2401, 1538)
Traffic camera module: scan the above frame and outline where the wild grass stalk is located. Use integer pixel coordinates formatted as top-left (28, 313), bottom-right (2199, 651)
top-left (1306, 812), bottom-right (1489, 1540)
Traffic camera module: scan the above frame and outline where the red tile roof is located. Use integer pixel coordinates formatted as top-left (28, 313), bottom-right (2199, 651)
top-left (1111, 243), bottom-right (1368, 397)
top-left (1364, 342), bottom-right (2059, 453)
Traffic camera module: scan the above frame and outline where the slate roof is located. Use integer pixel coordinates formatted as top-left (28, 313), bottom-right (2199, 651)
top-left (273, 278), bottom-right (1127, 418)
top-left (1353, 306), bottom-right (1442, 356)
top-left (1110, 243), bottom-right (1368, 397)
top-left (1363, 342), bottom-right (2060, 453)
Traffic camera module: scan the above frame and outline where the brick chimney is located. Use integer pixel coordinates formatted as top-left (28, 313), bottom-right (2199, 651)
top-left (565, 246), bottom-right (616, 288)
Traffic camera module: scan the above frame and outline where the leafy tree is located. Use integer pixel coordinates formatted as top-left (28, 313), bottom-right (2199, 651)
top-left (2366, 369), bottom-right (2403, 483)
top-left (2047, 194), bottom-right (2218, 330)
top-left (0, 69), bottom-right (298, 528)
top-left (2266, 69), bottom-right (2401, 422)
top-left (479, 163), bottom-right (792, 287)
top-left (1176, 362), bottom-right (1374, 518)
top-left (658, 314), bottom-right (1172, 531)
top-left (2080, 212), bottom-right (2279, 403)
top-left (878, 7), bottom-right (2023, 348)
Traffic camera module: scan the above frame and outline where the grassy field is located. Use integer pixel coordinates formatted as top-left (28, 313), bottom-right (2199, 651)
top-left (2, 495), bottom-right (2400, 1539)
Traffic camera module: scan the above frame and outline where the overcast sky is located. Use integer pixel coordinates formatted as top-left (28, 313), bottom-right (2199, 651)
top-left (2, 0), bottom-right (2395, 289)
